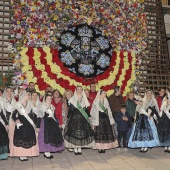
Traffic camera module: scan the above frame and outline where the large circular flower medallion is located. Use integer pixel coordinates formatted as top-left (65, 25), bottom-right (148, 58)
top-left (59, 24), bottom-right (113, 78)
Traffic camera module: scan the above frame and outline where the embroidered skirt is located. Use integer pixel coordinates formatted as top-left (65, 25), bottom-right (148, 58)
top-left (93, 112), bottom-right (118, 149)
top-left (157, 113), bottom-right (170, 146)
top-left (64, 108), bottom-right (95, 148)
top-left (38, 118), bottom-right (64, 152)
top-left (9, 121), bottom-right (39, 157)
top-left (128, 114), bottom-right (159, 148)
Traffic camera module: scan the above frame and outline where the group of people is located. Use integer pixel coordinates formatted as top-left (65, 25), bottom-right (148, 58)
top-left (0, 82), bottom-right (170, 162)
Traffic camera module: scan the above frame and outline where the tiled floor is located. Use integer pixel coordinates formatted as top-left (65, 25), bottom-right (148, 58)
top-left (1, 147), bottom-right (170, 170)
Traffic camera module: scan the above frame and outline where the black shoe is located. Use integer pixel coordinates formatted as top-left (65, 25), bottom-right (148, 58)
top-left (19, 158), bottom-right (29, 161)
top-left (50, 155), bottom-right (54, 159)
top-left (139, 149), bottom-right (143, 152)
top-left (164, 149), bottom-right (168, 153)
top-left (78, 152), bottom-right (82, 155)
top-left (44, 154), bottom-right (54, 159)
top-left (102, 150), bottom-right (105, 153)
top-left (0, 158), bottom-right (8, 161)
top-left (167, 150), bottom-right (170, 153)
top-left (98, 150), bottom-right (102, 153)
top-left (142, 149), bottom-right (148, 153)
top-left (74, 152), bottom-right (79, 155)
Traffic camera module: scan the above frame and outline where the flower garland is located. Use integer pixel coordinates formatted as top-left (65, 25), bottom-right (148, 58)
top-left (19, 46), bottom-right (136, 96)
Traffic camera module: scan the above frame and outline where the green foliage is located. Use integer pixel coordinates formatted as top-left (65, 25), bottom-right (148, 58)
top-left (0, 73), bottom-right (5, 87)
top-left (0, 71), bottom-right (14, 89)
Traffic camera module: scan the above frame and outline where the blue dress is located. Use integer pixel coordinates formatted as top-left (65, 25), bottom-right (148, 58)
top-left (128, 107), bottom-right (159, 148)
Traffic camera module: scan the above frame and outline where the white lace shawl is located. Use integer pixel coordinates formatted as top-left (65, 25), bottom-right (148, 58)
top-left (15, 101), bottom-right (32, 114)
top-left (142, 90), bottom-right (159, 113)
top-left (2, 87), bottom-right (14, 98)
top-left (135, 104), bottom-right (153, 122)
top-left (37, 102), bottom-right (55, 118)
top-left (2, 97), bottom-right (16, 123)
top-left (68, 89), bottom-right (90, 108)
top-left (2, 87), bottom-right (16, 114)
top-left (159, 97), bottom-right (170, 118)
top-left (159, 98), bottom-right (168, 117)
top-left (136, 105), bottom-right (151, 116)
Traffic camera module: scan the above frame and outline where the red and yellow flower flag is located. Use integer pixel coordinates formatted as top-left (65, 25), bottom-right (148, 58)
top-left (20, 46), bottom-right (136, 96)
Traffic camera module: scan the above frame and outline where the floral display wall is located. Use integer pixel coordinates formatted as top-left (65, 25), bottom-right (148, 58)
top-left (9, 0), bottom-right (147, 95)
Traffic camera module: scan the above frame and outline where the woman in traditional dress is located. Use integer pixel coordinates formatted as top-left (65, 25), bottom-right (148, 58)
top-left (2, 87), bottom-right (16, 125)
top-left (29, 91), bottom-right (41, 127)
top-left (0, 87), bottom-right (16, 159)
top-left (91, 90), bottom-right (118, 153)
top-left (142, 89), bottom-right (160, 123)
top-left (1, 87), bottom-right (16, 160)
top-left (64, 86), bottom-right (95, 155)
top-left (128, 90), bottom-right (160, 153)
top-left (157, 88), bottom-right (170, 152)
top-left (37, 94), bottom-right (64, 159)
top-left (0, 100), bottom-right (9, 160)
top-left (9, 89), bottom-right (39, 161)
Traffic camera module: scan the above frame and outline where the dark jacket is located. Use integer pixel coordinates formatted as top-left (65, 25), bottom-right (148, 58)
top-left (115, 112), bottom-right (131, 132)
top-left (125, 99), bottom-right (136, 117)
top-left (108, 94), bottom-right (124, 114)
